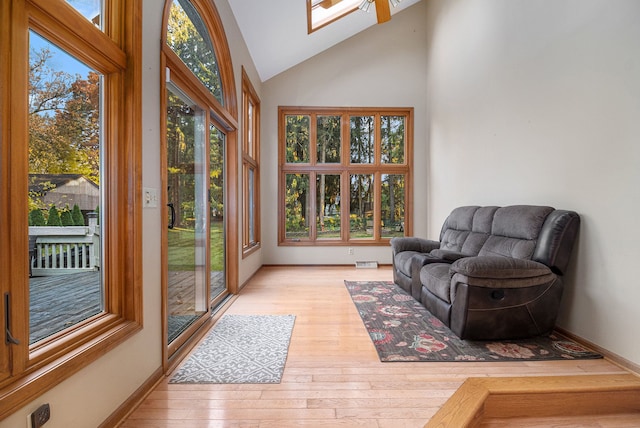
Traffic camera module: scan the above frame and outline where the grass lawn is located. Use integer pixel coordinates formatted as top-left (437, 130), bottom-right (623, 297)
top-left (168, 220), bottom-right (224, 271)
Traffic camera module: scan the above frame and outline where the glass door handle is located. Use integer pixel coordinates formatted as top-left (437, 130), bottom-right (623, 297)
top-left (167, 203), bottom-right (176, 229)
top-left (5, 293), bottom-right (20, 345)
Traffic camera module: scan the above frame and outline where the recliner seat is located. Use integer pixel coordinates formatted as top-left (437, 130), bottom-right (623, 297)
top-left (390, 205), bottom-right (580, 340)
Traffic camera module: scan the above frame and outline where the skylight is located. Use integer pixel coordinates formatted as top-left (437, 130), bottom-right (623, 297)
top-left (307, 0), bottom-right (360, 34)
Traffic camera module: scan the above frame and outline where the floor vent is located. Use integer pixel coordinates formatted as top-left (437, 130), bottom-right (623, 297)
top-left (355, 261), bottom-right (378, 269)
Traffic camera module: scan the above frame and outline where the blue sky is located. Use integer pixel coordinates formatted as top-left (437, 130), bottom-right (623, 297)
top-left (30, 31), bottom-right (92, 79)
top-left (66, 0), bottom-right (101, 24)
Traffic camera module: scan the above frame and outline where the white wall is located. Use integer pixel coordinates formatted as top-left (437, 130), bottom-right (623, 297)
top-left (261, 1), bottom-right (429, 265)
top-left (214, 0), bottom-right (265, 284)
top-left (425, 0), bottom-right (640, 366)
top-left (0, 0), bottom-right (262, 426)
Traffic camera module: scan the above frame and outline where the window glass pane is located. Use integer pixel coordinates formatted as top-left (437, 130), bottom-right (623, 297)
top-left (349, 174), bottom-right (374, 239)
top-left (28, 31), bottom-right (104, 344)
top-left (66, 0), bottom-right (102, 29)
top-left (285, 115), bottom-right (310, 163)
top-left (247, 101), bottom-right (254, 158)
top-left (381, 115), bottom-right (405, 164)
top-left (317, 115), bottom-right (340, 163)
top-left (167, 0), bottom-right (223, 104)
top-left (285, 173), bottom-right (310, 239)
top-left (166, 87), bottom-right (208, 344)
top-left (316, 174), bottom-right (340, 239)
top-left (350, 115), bottom-right (374, 164)
top-left (248, 167), bottom-right (255, 243)
top-left (210, 124), bottom-right (225, 302)
top-left (381, 174), bottom-right (405, 239)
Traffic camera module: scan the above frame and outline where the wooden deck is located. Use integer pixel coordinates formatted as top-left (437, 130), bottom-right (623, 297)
top-left (30, 270), bottom-right (226, 345)
top-left (30, 271), bottom-right (102, 344)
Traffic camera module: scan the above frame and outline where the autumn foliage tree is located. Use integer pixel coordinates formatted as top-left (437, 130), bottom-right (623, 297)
top-left (28, 43), bottom-right (101, 212)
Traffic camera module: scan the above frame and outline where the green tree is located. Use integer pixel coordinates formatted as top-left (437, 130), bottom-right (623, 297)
top-left (210, 127), bottom-right (224, 220)
top-left (47, 206), bottom-right (62, 226)
top-left (29, 209), bottom-right (46, 226)
top-left (54, 72), bottom-right (101, 183)
top-left (60, 209), bottom-right (74, 226)
top-left (285, 115), bottom-right (310, 163)
top-left (71, 204), bottom-right (84, 226)
top-left (350, 116), bottom-right (374, 164)
top-left (166, 0), bottom-right (222, 102)
top-left (28, 40), bottom-right (101, 183)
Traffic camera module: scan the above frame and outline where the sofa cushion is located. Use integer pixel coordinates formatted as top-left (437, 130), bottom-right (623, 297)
top-left (491, 205), bottom-right (554, 240)
top-left (420, 263), bottom-right (453, 304)
top-left (478, 235), bottom-right (537, 259)
top-left (440, 206), bottom-right (478, 234)
top-left (439, 229), bottom-right (470, 252)
top-left (471, 206), bottom-right (499, 233)
top-left (460, 231), bottom-right (490, 255)
top-left (452, 256), bottom-right (552, 280)
top-left (437, 206), bottom-right (499, 256)
top-left (477, 205), bottom-right (554, 259)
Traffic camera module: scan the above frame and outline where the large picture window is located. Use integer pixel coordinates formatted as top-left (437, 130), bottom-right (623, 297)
top-left (278, 107), bottom-right (413, 245)
top-left (0, 0), bottom-right (141, 417)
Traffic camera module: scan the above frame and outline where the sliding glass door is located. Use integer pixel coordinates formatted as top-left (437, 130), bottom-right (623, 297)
top-left (162, 0), bottom-right (237, 366)
top-left (166, 87), bottom-right (209, 346)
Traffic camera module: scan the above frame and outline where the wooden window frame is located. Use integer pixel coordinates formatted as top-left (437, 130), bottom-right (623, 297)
top-left (0, 0), bottom-right (142, 419)
top-left (306, 0), bottom-right (360, 34)
top-left (241, 67), bottom-right (261, 257)
top-left (278, 106), bottom-right (413, 246)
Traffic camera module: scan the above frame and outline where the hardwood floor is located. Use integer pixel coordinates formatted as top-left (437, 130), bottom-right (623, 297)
top-left (119, 266), bottom-right (637, 428)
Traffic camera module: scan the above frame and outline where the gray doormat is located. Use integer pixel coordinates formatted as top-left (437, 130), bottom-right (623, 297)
top-left (169, 314), bottom-right (296, 384)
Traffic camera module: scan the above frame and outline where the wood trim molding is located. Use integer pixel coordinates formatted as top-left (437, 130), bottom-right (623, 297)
top-left (555, 327), bottom-right (640, 375)
top-left (425, 373), bottom-right (640, 427)
top-left (98, 366), bottom-right (164, 428)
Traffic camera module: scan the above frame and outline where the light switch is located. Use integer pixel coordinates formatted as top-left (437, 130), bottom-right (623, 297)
top-left (143, 187), bottom-right (158, 208)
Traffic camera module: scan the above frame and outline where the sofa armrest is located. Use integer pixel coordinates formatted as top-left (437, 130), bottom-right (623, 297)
top-left (450, 256), bottom-right (554, 289)
top-left (390, 237), bottom-right (440, 255)
top-left (429, 249), bottom-right (468, 262)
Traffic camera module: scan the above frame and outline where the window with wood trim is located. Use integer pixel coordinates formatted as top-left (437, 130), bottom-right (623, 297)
top-left (0, 0), bottom-right (141, 418)
top-left (242, 68), bottom-right (260, 256)
top-left (278, 107), bottom-right (412, 245)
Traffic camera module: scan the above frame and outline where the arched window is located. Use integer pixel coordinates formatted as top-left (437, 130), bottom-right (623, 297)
top-left (166, 0), bottom-right (223, 103)
top-left (161, 0), bottom-right (238, 367)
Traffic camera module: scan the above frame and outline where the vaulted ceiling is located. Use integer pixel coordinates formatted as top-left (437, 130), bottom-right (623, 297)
top-left (226, 0), bottom-right (423, 82)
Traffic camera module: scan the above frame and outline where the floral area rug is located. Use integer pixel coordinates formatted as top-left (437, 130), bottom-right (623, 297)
top-left (345, 281), bottom-right (602, 362)
top-left (170, 314), bottom-right (295, 383)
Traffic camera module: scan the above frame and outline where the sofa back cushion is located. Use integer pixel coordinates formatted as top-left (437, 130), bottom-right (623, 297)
top-left (478, 206), bottom-right (553, 260)
top-left (436, 205), bottom-right (579, 275)
top-left (439, 206), bottom-right (498, 255)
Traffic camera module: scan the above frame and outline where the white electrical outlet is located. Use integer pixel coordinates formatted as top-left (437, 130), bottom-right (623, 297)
top-left (348, 247), bottom-right (354, 255)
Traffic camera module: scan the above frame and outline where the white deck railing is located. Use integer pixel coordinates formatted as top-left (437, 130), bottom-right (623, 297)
top-left (29, 223), bottom-right (100, 277)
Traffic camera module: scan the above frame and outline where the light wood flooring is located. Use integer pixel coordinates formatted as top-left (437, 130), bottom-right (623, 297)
top-left (119, 266), bottom-right (638, 428)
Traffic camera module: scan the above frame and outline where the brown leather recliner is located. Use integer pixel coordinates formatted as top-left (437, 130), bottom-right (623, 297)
top-left (390, 205), bottom-right (580, 340)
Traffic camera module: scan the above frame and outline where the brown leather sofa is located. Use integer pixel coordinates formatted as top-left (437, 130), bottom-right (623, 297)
top-left (390, 205), bottom-right (580, 340)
